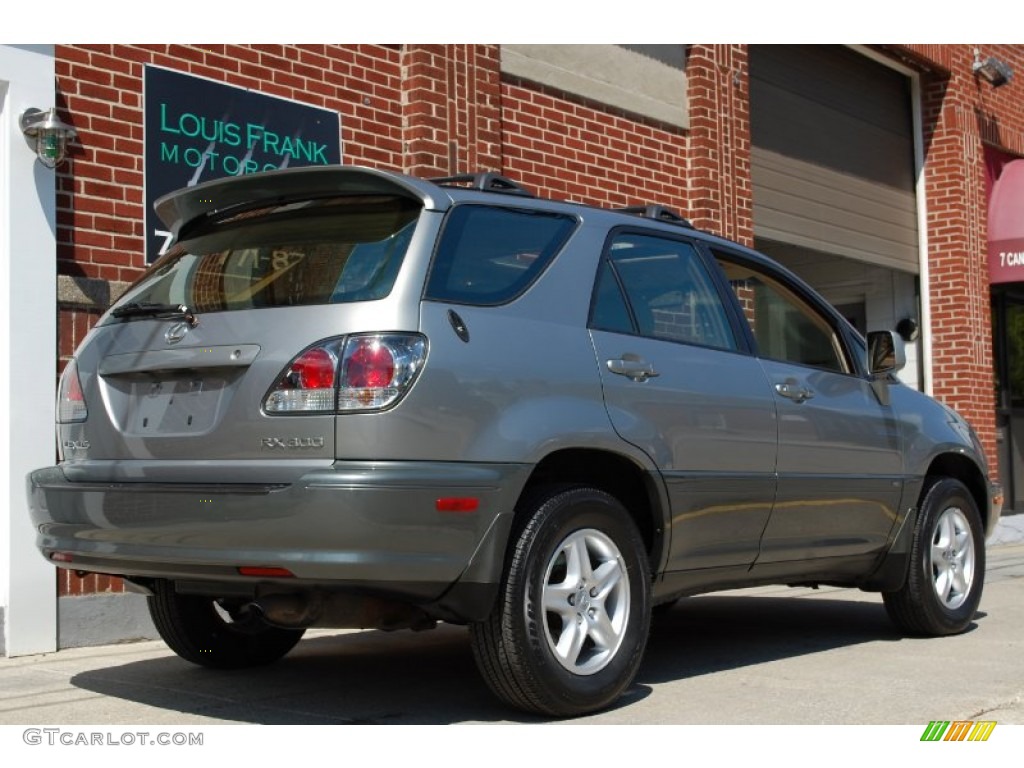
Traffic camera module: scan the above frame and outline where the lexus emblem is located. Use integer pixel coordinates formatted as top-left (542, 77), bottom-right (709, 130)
top-left (165, 321), bottom-right (190, 345)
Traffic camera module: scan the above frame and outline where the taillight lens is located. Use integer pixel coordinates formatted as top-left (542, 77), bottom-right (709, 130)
top-left (264, 345), bottom-right (339, 413)
top-left (339, 335), bottom-right (426, 411)
top-left (345, 340), bottom-right (394, 388)
top-left (264, 334), bottom-right (426, 414)
top-left (292, 347), bottom-right (336, 390)
top-left (57, 359), bottom-right (88, 423)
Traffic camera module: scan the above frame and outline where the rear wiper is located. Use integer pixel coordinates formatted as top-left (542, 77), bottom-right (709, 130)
top-left (110, 302), bottom-right (199, 327)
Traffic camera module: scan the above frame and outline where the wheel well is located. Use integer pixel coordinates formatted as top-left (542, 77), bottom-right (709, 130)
top-left (516, 449), bottom-right (664, 567)
top-left (925, 453), bottom-right (989, 528)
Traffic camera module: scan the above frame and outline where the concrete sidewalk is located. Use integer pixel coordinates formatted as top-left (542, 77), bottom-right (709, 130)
top-left (989, 510), bottom-right (1024, 546)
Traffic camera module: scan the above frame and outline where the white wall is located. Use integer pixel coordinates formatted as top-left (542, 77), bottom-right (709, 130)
top-left (0, 44), bottom-right (58, 656)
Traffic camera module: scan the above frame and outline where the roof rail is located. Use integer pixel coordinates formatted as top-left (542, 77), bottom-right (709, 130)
top-left (617, 204), bottom-right (694, 229)
top-left (430, 172), bottom-right (534, 197)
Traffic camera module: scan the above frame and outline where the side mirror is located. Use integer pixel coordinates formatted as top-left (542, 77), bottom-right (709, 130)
top-left (867, 330), bottom-right (906, 375)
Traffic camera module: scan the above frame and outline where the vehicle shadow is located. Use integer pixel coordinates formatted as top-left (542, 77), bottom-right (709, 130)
top-left (69, 592), bottom-right (956, 725)
top-left (639, 592), bottom-right (905, 685)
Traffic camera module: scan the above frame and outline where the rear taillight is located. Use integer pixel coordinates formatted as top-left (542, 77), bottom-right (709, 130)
top-left (338, 335), bottom-right (424, 411)
top-left (57, 359), bottom-right (88, 423)
top-left (263, 345), bottom-right (340, 413)
top-left (264, 334), bottom-right (426, 414)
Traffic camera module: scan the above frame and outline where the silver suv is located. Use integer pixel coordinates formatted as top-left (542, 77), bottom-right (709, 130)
top-left (29, 167), bottom-right (1002, 717)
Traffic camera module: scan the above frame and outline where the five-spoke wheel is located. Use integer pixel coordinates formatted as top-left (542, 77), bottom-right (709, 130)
top-left (470, 486), bottom-right (650, 717)
top-left (883, 478), bottom-right (985, 636)
top-left (541, 528), bottom-right (631, 675)
top-left (929, 505), bottom-right (976, 611)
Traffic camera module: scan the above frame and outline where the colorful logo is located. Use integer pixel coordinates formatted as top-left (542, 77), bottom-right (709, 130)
top-left (921, 721), bottom-right (996, 741)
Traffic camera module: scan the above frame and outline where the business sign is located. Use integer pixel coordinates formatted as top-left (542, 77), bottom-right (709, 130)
top-left (144, 65), bottom-right (341, 262)
top-left (988, 158), bottom-right (1024, 285)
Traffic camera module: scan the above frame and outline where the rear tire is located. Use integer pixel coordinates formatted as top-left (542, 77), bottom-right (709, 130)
top-left (883, 478), bottom-right (985, 636)
top-left (470, 486), bottom-right (650, 717)
top-left (148, 580), bottom-right (305, 669)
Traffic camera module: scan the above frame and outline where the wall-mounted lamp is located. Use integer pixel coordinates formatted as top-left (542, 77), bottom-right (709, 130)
top-left (19, 107), bottom-right (77, 168)
top-left (972, 51), bottom-right (1013, 88)
top-left (896, 317), bottom-right (920, 343)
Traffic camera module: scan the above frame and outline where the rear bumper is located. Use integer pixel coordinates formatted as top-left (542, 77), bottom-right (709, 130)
top-left (27, 460), bottom-right (530, 620)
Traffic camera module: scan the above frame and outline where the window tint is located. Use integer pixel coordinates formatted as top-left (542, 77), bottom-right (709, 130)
top-left (592, 233), bottom-right (736, 351)
top-left (108, 195), bottom-right (421, 318)
top-left (426, 205), bottom-right (577, 305)
top-left (716, 256), bottom-right (849, 373)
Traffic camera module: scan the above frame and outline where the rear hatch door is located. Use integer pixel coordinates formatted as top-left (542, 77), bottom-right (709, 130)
top-left (65, 167), bottom-right (442, 465)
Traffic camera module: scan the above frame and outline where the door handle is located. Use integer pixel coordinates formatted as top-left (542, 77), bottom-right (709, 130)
top-left (607, 356), bottom-right (660, 383)
top-left (775, 380), bottom-right (814, 403)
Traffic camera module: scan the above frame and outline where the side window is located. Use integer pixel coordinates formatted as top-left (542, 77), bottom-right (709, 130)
top-left (715, 254), bottom-right (849, 373)
top-left (425, 205), bottom-right (577, 305)
top-left (590, 232), bottom-right (736, 351)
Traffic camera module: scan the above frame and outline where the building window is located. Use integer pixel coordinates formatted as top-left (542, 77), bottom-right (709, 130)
top-left (501, 44), bottom-right (688, 129)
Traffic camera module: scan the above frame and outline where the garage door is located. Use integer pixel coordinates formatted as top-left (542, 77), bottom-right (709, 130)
top-left (749, 45), bottom-right (919, 273)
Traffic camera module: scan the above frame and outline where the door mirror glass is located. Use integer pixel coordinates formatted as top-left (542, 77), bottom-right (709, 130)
top-left (867, 330), bottom-right (906, 375)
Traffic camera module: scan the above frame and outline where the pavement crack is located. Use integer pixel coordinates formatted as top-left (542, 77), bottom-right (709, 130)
top-left (968, 694), bottom-right (1022, 719)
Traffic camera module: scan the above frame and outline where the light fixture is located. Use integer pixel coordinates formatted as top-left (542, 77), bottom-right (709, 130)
top-left (896, 317), bottom-right (920, 343)
top-left (19, 107), bottom-right (77, 168)
top-left (972, 51), bottom-right (1013, 88)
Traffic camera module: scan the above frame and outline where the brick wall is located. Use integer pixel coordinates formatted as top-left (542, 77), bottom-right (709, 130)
top-left (401, 45), bottom-right (502, 177)
top-left (903, 44), bottom-right (1024, 472)
top-left (685, 45), bottom-right (753, 244)
top-left (500, 79), bottom-right (688, 210)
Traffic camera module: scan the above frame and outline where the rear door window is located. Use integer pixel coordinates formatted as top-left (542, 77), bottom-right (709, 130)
top-left (425, 205), bottom-right (577, 305)
top-left (591, 231), bottom-right (737, 351)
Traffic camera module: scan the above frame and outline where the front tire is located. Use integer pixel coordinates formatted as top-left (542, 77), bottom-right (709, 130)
top-left (148, 580), bottom-right (305, 669)
top-left (470, 486), bottom-right (651, 717)
top-left (883, 478), bottom-right (985, 636)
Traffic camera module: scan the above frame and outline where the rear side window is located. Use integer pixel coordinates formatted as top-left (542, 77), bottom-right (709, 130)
top-left (425, 205), bottom-right (577, 305)
top-left (108, 195), bottom-right (421, 319)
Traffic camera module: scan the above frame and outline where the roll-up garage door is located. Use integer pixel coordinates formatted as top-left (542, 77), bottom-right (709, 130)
top-left (749, 45), bottom-right (919, 273)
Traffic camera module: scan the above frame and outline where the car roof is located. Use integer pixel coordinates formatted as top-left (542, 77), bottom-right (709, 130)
top-left (154, 164), bottom-right (780, 276)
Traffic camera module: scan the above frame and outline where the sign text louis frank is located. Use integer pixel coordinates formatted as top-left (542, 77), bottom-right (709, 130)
top-left (157, 104), bottom-right (330, 174)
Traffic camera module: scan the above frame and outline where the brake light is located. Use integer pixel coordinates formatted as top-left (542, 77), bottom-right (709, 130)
top-left (264, 334), bottom-right (426, 414)
top-left (338, 334), bottom-right (426, 411)
top-left (57, 359), bottom-right (88, 423)
top-left (344, 338), bottom-right (395, 389)
top-left (292, 347), bottom-right (336, 389)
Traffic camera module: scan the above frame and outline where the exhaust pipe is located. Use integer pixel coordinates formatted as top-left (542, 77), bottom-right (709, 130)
top-left (250, 590), bottom-right (436, 631)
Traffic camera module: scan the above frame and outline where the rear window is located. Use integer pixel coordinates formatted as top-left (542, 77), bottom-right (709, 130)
top-left (107, 195), bottom-right (421, 319)
top-left (425, 205), bottom-right (577, 305)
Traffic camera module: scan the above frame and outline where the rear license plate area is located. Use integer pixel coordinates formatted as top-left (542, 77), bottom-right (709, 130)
top-left (127, 376), bottom-right (227, 435)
